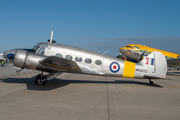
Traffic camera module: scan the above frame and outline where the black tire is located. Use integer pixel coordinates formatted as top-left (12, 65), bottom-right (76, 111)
top-left (35, 74), bottom-right (46, 86)
top-left (149, 81), bottom-right (154, 85)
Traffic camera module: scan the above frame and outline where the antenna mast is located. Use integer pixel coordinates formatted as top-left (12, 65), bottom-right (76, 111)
top-left (50, 31), bottom-right (53, 43)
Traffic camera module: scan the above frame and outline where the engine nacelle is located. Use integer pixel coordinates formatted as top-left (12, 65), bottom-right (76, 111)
top-left (10, 50), bottom-right (47, 69)
top-left (24, 52), bottom-right (47, 69)
top-left (4, 49), bottom-right (47, 70)
top-left (13, 50), bottom-right (27, 68)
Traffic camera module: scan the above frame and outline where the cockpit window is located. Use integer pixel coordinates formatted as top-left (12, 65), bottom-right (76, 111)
top-left (33, 43), bottom-right (48, 51)
top-left (32, 43), bottom-right (48, 54)
top-left (34, 46), bottom-right (40, 53)
top-left (126, 46), bottom-right (131, 48)
top-left (37, 47), bottom-right (45, 55)
top-left (33, 46), bottom-right (38, 51)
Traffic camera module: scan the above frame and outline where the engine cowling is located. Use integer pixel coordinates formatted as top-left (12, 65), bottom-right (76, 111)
top-left (13, 50), bottom-right (27, 68)
top-left (4, 49), bottom-right (47, 70)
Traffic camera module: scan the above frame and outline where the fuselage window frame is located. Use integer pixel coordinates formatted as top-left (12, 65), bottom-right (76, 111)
top-left (75, 56), bottom-right (82, 62)
top-left (56, 53), bottom-right (63, 58)
top-left (65, 55), bottom-right (73, 60)
top-left (85, 58), bottom-right (92, 64)
top-left (95, 60), bottom-right (102, 65)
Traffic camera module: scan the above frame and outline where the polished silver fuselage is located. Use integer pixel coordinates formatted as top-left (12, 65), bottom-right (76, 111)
top-left (4, 42), bottom-right (167, 80)
top-left (40, 42), bottom-right (126, 77)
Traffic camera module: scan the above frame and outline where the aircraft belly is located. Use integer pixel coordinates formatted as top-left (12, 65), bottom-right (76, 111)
top-left (78, 64), bottom-right (94, 74)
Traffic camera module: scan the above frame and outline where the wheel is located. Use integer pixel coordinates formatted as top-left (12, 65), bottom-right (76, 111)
top-left (35, 74), bottom-right (47, 86)
top-left (149, 81), bottom-right (154, 85)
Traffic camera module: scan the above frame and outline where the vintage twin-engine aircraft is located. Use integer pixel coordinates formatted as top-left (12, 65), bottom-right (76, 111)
top-left (119, 44), bottom-right (180, 69)
top-left (3, 33), bottom-right (167, 86)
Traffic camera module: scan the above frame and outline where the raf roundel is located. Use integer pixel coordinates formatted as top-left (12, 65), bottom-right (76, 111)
top-left (110, 62), bottom-right (120, 73)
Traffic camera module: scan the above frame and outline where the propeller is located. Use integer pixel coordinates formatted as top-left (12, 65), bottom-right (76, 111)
top-left (140, 50), bottom-right (146, 61)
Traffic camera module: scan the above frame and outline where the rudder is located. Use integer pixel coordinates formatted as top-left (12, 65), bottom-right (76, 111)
top-left (154, 51), bottom-right (167, 78)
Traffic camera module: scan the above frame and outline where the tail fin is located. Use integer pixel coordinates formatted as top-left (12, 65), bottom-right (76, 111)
top-left (139, 51), bottom-right (167, 79)
top-left (154, 51), bottom-right (167, 77)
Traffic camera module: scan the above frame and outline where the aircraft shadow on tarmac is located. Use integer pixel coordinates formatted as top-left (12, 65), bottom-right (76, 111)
top-left (0, 75), bottom-right (163, 90)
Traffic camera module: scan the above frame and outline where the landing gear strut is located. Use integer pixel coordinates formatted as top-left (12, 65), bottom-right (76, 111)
top-left (35, 72), bottom-right (62, 86)
top-left (35, 72), bottom-right (47, 86)
top-left (149, 79), bottom-right (154, 85)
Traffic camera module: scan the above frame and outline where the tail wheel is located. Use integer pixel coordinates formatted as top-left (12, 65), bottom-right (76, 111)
top-left (149, 81), bottom-right (154, 85)
top-left (149, 79), bottom-right (154, 85)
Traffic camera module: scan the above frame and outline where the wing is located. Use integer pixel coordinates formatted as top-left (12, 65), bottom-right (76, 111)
top-left (40, 56), bottom-right (81, 73)
top-left (167, 58), bottom-right (180, 68)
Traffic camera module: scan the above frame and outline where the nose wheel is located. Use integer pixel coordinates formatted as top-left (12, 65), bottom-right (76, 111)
top-left (35, 73), bottom-right (47, 86)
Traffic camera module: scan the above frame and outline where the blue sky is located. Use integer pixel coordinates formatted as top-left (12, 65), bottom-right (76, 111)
top-left (1, 0), bottom-right (180, 57)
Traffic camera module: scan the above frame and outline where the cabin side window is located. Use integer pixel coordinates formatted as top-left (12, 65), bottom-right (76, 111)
top-left (85, 58), bottom-right (92, 64)
top-left (56, 54), bottom-right (63, 58)
top-left (75, 57), bottom-right (82, 62)
top-left (95, 60), bottom-right (102, 65)
top-left (65, 55), bottom-right (73, 60)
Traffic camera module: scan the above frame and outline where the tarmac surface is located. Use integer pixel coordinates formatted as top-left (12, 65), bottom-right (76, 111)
top-left (0, 64), bottom-right (180, 120)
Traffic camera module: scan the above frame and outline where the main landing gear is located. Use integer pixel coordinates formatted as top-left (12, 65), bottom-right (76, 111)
top-left (35, 72), bottom-right (47, 86)
top-left (149, 79), bottom-right (154, 85)
top-left (35, 72), bottom-right (62, 86)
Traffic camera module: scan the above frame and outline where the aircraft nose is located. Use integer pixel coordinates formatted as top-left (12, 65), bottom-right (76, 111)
top-left (3, 50), bottom-right (16, 61)
top-left (119, 48), bottom-right (127, 54)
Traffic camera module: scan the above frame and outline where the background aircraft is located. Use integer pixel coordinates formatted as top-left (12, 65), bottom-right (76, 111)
top-left (3, 32), bottom-right (167, 86)
top-left (119, 44), bottom-right (180, 69)
top-left (0, 53), bottom-right (6, 61)
top-left (0, 53), bottom-right (7, 66)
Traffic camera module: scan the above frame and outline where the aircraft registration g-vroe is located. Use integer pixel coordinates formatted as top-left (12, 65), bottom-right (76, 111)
top-left (119, 44), bottom-right (180, 69)
top-left (4, 31), bottom-right (167, 85)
